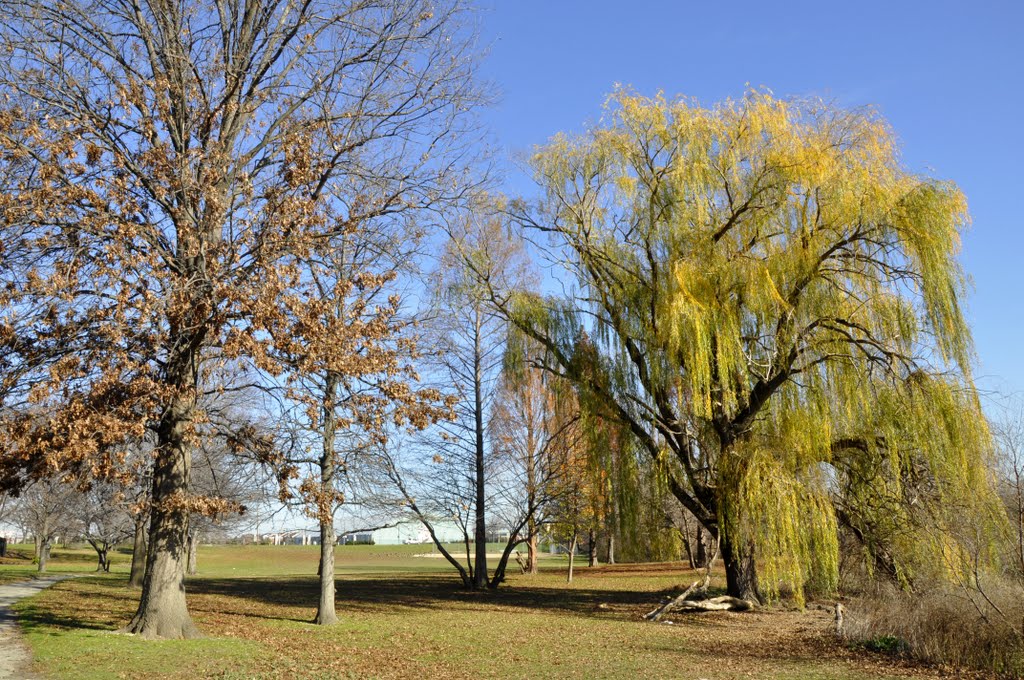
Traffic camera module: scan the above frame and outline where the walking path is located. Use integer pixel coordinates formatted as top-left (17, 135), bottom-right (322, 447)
top-left (0, 575), bottom-right (74, 680)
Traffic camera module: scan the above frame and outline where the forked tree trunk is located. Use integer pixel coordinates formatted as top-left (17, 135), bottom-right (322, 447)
top-left (90, 541), bottom-right (109, 572)
top-left (122, 377), bottom-right (200, 639)
top-left (129, 517), bottom-right (148, 588)
top-left (721, 536), bottom-right (760, 603)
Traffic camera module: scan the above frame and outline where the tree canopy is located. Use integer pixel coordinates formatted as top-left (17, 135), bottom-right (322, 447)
top-left (506, 89), bottom-right (1001, 602)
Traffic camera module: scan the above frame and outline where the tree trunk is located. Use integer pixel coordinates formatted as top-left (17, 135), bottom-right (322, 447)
top-left (527, 529), bottom-right (538, 575)
top-left (721, 536), bottom-right (759, 603)
top-left (316, 520), bottom-right (337, 625)
top-left (186, 530), bottom-right (198, 576)
top-left (567, 532), bottom-right (577, 583)
top-left (525, 410), bottom-right (538, 576)
top-left (37, 539), bottom-right (49, 573)
top-left (695, 526), bottom-right (707, 569)
top-left (129, 517), bottom-right (148, 588)
top-left (463, 532), bottom-right (474, 583)
top-left (122, 372), bottom-right (200, 639)
top-left (588, 528), bottom-right (597, 567)
top-left (607, 533), bottom-right (615, 565)
top-left (472, 305), bottom-right (488, 589)
top-left (91, 541), bottom-right (108, 572)
top-left (315, 373), bottom-right (340, 625)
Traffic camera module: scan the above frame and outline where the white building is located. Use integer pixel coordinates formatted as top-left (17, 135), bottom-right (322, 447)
top-left (341, 520), bottom-right (463, 545)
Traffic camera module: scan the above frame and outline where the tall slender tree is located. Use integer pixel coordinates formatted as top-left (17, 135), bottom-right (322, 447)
top-left (420, 208), bottom-right (528, 588)
top-left (0, 0), bottom-right (480, 637)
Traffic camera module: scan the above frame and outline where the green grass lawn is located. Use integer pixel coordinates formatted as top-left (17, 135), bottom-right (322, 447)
top-left (2, 543), bottom-right (940, 679)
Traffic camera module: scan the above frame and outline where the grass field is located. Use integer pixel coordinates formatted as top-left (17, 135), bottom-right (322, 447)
top-left (1, 543), bottom-right (950, 679)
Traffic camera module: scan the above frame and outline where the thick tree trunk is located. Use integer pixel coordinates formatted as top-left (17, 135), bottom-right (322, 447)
top-left (607, 533), bottom-right (615, 565)
top-left (588, 528), bottom-right (597, 567)
top-left (472, 306), bottom-right (488, 589)
top-left (122, 379), bottom-right (200, 639)
top-left (129, 517), bottom-right (148, 588)
top-left (721, 536), bottom-right (760, 603)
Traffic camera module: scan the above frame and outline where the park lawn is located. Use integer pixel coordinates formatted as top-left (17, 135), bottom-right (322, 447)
top-left (10, 545), bottom-right (945, 680)
top-left (0, 543), bottom-right (133, 584)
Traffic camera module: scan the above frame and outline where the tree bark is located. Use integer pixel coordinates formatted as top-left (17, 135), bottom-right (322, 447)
top-left (122, 363), bottom-right (200, 639)
top-left (588, 528), bottom-right (597, 567)
top-left (128, 517), bottom-right (148, 588)
top-left (721, 536), bottom-right (760, 603)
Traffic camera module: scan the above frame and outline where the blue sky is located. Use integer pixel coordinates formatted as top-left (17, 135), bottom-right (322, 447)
top-left (475, 0), bottom-right (1024, 406)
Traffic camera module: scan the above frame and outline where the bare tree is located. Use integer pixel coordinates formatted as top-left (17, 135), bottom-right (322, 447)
top-left (80, 482), bottom-right (135, 572)
top-left (12, 478), bottom-right (82, 572)
top-left (416, 209), bottom-right (528, 588)
top-left (995, 403), bottom-right (1024, 576)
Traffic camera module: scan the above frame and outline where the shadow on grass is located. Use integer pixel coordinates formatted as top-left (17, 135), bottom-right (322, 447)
top-left (15, 564), bottom-right (715, 633)
top-left (15, 602), bottom-right (112, 635)
top-left (186, 570), bottom-right (665, 622)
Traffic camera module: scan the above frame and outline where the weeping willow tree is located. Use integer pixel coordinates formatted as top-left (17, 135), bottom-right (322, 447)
top-left (502, 89), bottom-right (1002, 603)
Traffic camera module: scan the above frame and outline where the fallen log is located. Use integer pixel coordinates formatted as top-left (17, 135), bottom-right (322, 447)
top-left (644, 577), bottom-right (708, 621)
top-left (645, 583), bottom-right (754, 620)
top-left (667, 596), bottom-right (754, 612)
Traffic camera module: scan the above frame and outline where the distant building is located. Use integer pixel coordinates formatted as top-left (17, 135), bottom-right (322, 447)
top-left (340, 520), bottom-right (463, 546)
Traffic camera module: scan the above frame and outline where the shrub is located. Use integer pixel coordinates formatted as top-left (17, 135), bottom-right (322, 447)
top-left (845, 577), bottom-right (1024, 677)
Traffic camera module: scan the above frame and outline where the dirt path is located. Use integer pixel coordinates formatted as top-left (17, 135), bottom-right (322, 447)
top-left (0, 575), bottom-right (75, 680)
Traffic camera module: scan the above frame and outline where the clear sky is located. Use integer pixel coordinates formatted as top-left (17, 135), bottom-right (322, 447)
top-left (475, 0), bottom-right (1024, 406)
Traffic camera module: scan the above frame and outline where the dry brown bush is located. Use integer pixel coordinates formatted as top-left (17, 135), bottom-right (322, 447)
top-left (845, 577), bottom-right (1024, 677)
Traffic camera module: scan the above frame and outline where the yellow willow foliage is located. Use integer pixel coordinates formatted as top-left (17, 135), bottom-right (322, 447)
top-left (727, 448), bottom-right (839, 605)
top-left (524, 88), bottom-right (1000, 601)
